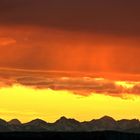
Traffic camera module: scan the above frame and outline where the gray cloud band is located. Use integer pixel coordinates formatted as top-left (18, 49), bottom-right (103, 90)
top-left (0, 69), bottom-right (139, 96)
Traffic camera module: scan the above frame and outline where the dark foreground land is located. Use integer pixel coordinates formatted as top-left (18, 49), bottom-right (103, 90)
top-left (0, 131), bottom-right (140, 140)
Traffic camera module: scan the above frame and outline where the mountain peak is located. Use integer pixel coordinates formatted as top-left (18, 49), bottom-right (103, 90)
top-left (55, 116), bottom-right (80, 125)
top-left (55, 116), bottom-right (69, 123)
top-left (99, 116), bottom-right (115, 121)
top-left (28, 119), bottom-right (47, 125)
top-left (8, 119), bottom-right (21, 125)
top-left (60, 116), bottom-right (68, 121)
top-left (0, 119), bottom-right (8, 125)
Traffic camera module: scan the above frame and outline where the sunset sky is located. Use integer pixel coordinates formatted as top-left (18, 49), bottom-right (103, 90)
top-left (0, 0), bottom-right (140, 123)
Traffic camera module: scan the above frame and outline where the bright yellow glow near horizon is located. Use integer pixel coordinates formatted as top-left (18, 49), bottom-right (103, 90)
top-left (0, 85), bottom-right (140, 123)
top-left (115, 81), bottom-right (138, 88)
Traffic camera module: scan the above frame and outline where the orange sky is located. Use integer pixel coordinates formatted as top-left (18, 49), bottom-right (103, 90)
top-left (0, 26), bottom-right (140, 122)
top-left (0, 0), bottom-right (140, 122)
top-left (0, 26), bottom-right (140, 76)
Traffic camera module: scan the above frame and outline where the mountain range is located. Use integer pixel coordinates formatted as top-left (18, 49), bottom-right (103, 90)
top-left (0, 116), bottom-right (140, 133)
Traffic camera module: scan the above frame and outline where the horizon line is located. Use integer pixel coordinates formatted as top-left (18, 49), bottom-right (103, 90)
top-left (3, 115), bottom-right (140, 124)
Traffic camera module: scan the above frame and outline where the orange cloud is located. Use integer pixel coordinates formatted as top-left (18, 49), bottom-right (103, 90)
top-left (0, 68), bottom-right (140, 97)
top-left (0, 26), bottom-right (140, 76)
top-left (0, 26), bottom-right (140, 97)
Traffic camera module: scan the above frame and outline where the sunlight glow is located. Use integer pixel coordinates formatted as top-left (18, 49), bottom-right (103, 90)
top-left (0, 84), bottom-right (140, 122)
top-left (115, 81), bottom-right (138, 89)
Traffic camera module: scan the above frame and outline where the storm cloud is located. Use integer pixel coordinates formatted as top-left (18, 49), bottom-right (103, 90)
top-left (0, 0), bottom-right (140, 36)
top-left (0, 0), bottom-right (140, 88)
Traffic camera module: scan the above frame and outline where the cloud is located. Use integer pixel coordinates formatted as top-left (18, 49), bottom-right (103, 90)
top-left (0, 0), bottom-right (140, 36)
top-left (0, 1), bottom-right (140, 98)
top-left (0, 68), bottom-right (138, 97)
top-left (0, 27), bottom-right (140, 76)
top-left (129, 84), bottom-right (140, 94)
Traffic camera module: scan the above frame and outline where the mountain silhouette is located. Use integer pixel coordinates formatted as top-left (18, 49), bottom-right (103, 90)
top-left (0, 119), bottom-right (11, 132)
top-left (53, 116), bottom-right (82, 131)
top-left (117, 119), bottom-right (140, 130)
top-left (82, 116), bottom-right (117, 131)
top-left (0, 116), bottom-right (140, 133)
top-left (8, 119), bottom-right (22, 125)
top-left (22, 119), bottom-right (51, 132)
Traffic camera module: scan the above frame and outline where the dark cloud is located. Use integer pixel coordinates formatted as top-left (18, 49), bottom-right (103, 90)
top-left (0, 1), bottom-right (140, 80)
top-left (0, 0), bottom-right (140, 36)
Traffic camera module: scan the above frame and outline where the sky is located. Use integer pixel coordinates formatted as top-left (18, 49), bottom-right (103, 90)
top-left (0, 0), bottom-right (140, 122)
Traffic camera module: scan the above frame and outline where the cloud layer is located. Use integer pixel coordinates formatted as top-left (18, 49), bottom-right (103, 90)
top-left (0, 27), bottom-right (140, 76)
top-left (0, 0), bottom-right (140, 89)
top-left (0, 0), bottom-right (140, 37)
top-left (0, 68), bottom-right (140, 97)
